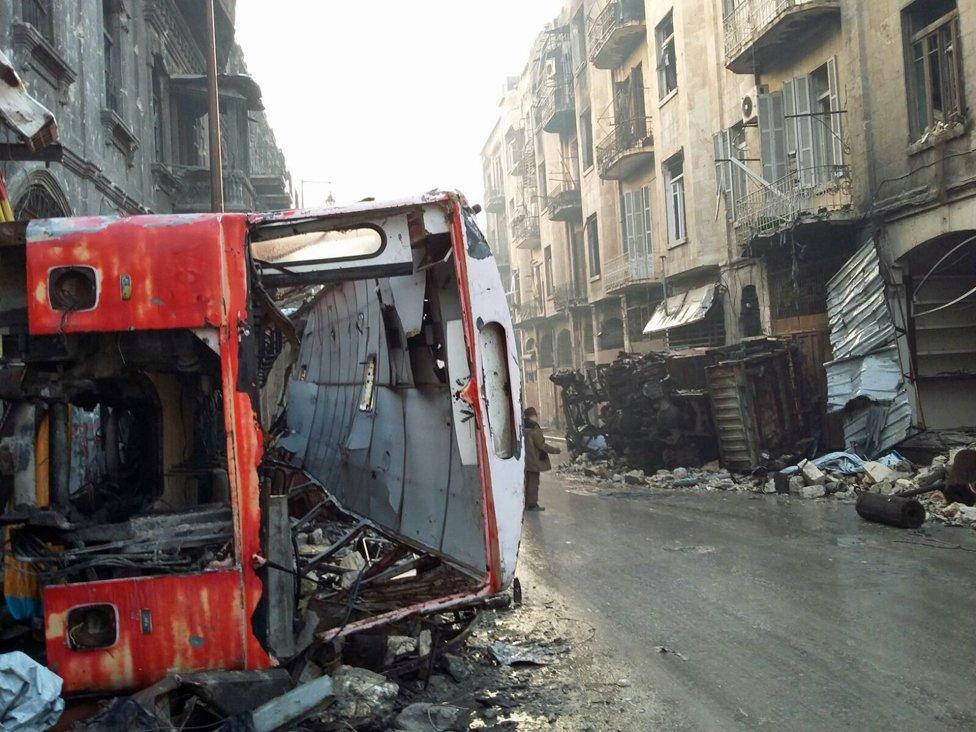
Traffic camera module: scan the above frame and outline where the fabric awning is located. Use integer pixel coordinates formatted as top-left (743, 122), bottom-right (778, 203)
top-left (643, 284), bottom-right (717, 335)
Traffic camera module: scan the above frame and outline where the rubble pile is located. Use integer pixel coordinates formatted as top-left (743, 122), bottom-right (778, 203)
top-left (558, 444), bottom-right (976, 531)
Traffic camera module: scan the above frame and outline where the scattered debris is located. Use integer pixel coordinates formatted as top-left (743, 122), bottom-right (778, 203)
top-left (394, 702), bottom-right (471, 731)
top-left (487, 641), bottom-right (557, 667)
top-left (0, 652), bottom-right (63, 731)
top-left (654, 646), bottom-right (688, 661)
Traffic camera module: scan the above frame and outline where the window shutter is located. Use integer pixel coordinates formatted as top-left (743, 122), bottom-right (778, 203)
top-left (827, 56), bottom-right (843, 167)
top-left (792, 75), bottom-right (816, 186)
top-left (783, 79), bottom-right (796, 173)
top-left (758, 93), bottom-right (786, 184)
top-left (641, 186), bottom-right (653, 273)
top-left (623, 190), bottom-right (634, 255)
top-left (713, 131), bottom-right (727, 195)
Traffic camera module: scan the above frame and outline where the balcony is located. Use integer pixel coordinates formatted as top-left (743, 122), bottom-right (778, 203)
top-left (596, 117), bottom-right (653, 180)
top-left (589, 0), bottom-right (647, 70)
top-left (736, 164), bottom-right (854, 245)
top-left (545, 182), bottom-right (582, 222)
top-left (604, 252), bottom-right (658, 293)
top-left (724, 0), bottom-right (841, 74)
top-left (514, 299), bottom-right (544, 325)
top-left (512, 205), bottom-right (541, 250)
top-left (553, 282), bottom-right (588, 312)
top-left (485, 184), bottom-right (506, 214)
top-left (171, 166), bottom-right (257, 213)
top-left (537, 79), bottom-right (576, 136)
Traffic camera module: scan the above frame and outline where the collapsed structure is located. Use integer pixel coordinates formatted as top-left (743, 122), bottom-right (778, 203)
top-left (0, 192), bottom-right (523, 695)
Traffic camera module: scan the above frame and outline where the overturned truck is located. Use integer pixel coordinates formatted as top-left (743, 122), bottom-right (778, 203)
top-left (0, 192), bottom-right (523, 694)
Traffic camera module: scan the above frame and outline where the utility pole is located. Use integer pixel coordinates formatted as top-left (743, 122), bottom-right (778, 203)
top-left (205, 0), bottom-right (224, 212)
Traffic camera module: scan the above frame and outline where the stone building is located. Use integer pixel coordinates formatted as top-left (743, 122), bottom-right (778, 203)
top-left (0, 0), bottom-right (291, 220)
top-left (482, 0), bottom-right (976, 437)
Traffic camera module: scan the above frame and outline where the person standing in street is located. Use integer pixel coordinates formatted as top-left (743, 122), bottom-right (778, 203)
top-left (523, 407), bottom-right (561, 512)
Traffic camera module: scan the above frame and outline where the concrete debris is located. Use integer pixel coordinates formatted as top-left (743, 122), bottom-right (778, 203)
top-left (799, 459), bottom-right (827, 486)
top-left (487, 641), bottom-right (557, 666)
top-left (394, 702), bottom-right (472, 731)
top-left (318, 665), bottom-right (399, 729)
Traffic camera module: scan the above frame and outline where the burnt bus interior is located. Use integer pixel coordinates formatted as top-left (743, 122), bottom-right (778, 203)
top-left (0, 202), bottom-right (499, 672)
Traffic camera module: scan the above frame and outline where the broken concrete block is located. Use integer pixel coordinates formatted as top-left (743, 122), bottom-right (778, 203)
top-left (318, 666), bottom-right (398, 730)
top-left (385, 635), bottom-right (417, 666)
top-left (395, 702), bottom-right (471, 731)
top-left (764, 479), bottom-right (777, 494)
top-left (796, 484), bottom-right (826, 499)
top-left (862, 461), bottom-right (895, 485)
top-left (417, 629), bottom-right (432, 658)
top-left (875, 481), bottom-right (896, 496)
top-left (702, 461), bottom-right (721, 472)
top-left (894, 478), bottom-right (915, 494)
top-left (916, 464), bottom-right (946, 489)
top-left (441, 653), bottom-right (472, 682)
top-left (798, 459), bottom-right (826, 486)
top-left (788, 476), bottom-right (806, 496)
top-left (673, 467), bottom-right (689, 479)
top-left (624, 469), bottom-right (645, 484)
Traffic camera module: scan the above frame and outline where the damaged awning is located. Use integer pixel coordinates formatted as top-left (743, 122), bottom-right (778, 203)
top-left (643, 284), bottom-right (717, 335)
top-left (0, 49), bottom-right (58, 151)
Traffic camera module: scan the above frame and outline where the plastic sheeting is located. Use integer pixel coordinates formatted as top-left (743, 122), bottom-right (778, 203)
top-left (0, 652), bottom-right (64, 730)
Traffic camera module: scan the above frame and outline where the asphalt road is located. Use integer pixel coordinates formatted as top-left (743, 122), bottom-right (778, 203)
top-left (518, 469), bottom-right (976, 730)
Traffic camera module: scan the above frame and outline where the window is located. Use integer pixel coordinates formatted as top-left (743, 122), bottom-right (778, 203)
top-left (713, 124), bottom-right (748, 221)
top-left (151, 59), bottom-right (168, 164)
top-left (759, 57), bottom-right (843, 188)
top-left (622, 185), bottom-right (653, 267)
top-left (570, 9), bottom-right (587, 73)
top-left (533, 262), bottom-right (543, 304)
top-left (585, 215), bottom-right (601, 278)
top-left (904, 0), bottom-right (964, 139)
top-left (539, 330), bottom-right (554, 368)
top-left (664, 154), bottom-right (686, 245)
top-left (579, 109), bottom-right (594, 170)
top-left (537, 159), bottom-right (547, 200)
top-left (556, 330), bottom-right (573, 367)
top-left (598, 317), bottom-right (624, 350)
top-left (655, 11), bottom-right (677, 99)
top-left (544, 246), bottom-right (554, 298)
top-left (102, 0), bottom-right (122, 115)
top-left (22, 0), bottom-right (55, 45)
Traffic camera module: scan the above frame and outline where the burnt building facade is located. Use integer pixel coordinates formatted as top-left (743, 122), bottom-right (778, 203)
top-left (0, 0), bottom-right (291, 219)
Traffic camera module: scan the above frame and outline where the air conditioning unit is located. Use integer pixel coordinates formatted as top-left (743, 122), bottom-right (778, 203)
top-left (741, 86), bottom-right (764, 126)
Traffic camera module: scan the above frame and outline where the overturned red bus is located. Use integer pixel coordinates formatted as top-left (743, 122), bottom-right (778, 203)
top-left (0, 191), bottom-right (523, 693)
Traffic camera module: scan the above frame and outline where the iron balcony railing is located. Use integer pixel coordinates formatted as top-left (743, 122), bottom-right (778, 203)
top-left (588, 0), bottom-right (647, 67)
top-left (724, 0), bottom-right (836, 66)
top-left (737, 164), bottom-right (853, 241)
top-left (604, 252), bottom-right (656, 292)
top-left (596, 117), bottom-right (653, 179)
top-left (511, 204), bottom-right (541, 249)
top-left (545, 181), bottom-right (582, 221)
top-left (514, 299), bottom-right (543, 323)
top-left (553, 281), bottom-right (588, 311)
top-left (485, 184), bottom-right (506, 212)
top-left (537, 77), bottom-right (576, 133)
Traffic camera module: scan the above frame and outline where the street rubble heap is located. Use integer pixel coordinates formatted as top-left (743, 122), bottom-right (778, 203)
top-left (556, 445), bottom-right (976, 532)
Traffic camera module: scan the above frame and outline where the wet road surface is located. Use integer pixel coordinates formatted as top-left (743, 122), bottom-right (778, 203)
top-left (518, 471), bottom-right (976, 730)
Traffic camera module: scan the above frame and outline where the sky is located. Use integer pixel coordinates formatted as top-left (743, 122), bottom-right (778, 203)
top-left (236, 1), bottom-right (565, 209)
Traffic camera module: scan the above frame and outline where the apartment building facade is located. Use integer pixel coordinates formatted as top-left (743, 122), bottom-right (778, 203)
top-left (482, 0), bottom-right (976, 437)
top-left (0, 0), bottom-right (291, 220)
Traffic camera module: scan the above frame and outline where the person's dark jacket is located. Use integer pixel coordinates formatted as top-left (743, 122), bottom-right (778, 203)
top-left (524, 420), bottom-right (560, 473)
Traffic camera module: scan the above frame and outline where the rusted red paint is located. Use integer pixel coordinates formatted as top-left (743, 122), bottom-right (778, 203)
top-left (31, 213), bottom-right (271, 694)
top-left (44, 571), bottom-right (245, 693)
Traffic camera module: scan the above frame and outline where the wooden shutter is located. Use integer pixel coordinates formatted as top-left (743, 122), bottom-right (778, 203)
top-left (641, 185), bottom-right (653, 271)
top-left (783, 79), bottom-right (796, 173)
top-left (758, 92), bottom-right (786, 184)
top-left (622, 190), bottom-right (634, 255)
top-left (827, 56), bottom-right (843, 167)
top-left (792, 75), bottom-right (816, 186)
